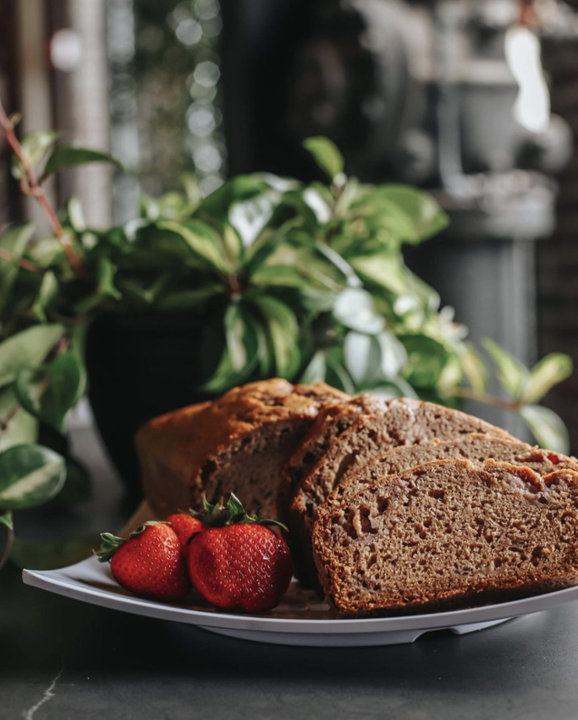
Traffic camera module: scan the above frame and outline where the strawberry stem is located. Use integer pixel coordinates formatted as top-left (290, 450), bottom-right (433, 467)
top-left (191, 493), bottom-right (288, 531)
top-left (96, 533), bottom-right (125, 563)
top-left (96, 522), bottom-right (165, 563)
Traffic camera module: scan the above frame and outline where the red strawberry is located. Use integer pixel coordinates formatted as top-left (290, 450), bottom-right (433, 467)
top-left (166, 513), bottom-right (204, 549)
top-left (97, 522), bottom-right (189, 601)
top-left (187, 494), bottom-right (293, 612)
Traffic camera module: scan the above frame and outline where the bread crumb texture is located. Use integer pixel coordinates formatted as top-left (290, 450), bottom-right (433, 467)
top-left (313, 459), bottom-right (578, 616)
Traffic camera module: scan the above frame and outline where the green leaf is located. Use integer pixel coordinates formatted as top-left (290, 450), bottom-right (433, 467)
top-left (522, 353), bottom-right (573, 404)
top-left (140, 174), bottom-right (201, 223)
top-left (66, 197), bottom-right (87, 232)
top-left (127, 226), bottom-right (199, 271)
top-left (350, 255), bottom-right (410, 297)
top-left (325, 361), bottom-right (355, 395)
top-left (251, 295), bottom-right (301, 378)
top-left (370, 378), bottom-right (419, 400)
top-left (255, 237), bottom-right (359, 301)
top-left (221, 225), bottom-right (244, 266)
top-left (0, 386), bottom-right (37, 451)
top-left (196, 175), bottom-right (274, 221)
top-left (377, 331), bottom-right (408, 377)
top-left (178, 172), bottom-right (201, 214)
top-left (314, 242), bottom-right (362, 289)
top-left (360, 185), bottom-right (448, 243)
top-left (108, 277), bottom-right (153, 310)
top-left (520, 405), bottom-right (570, 455)
top-left (0, 511), bottom-right (13, 530)
top-left (202, 304), bottom-right (262, 393)
top-left (333, 288), bottom-right (384, 335)
top-left (228, 188), bottom-right (282, 247)
top-left (15, 352), bottom-right (83, 433)
top-left (0, 223), bottom-right (35, 309)
top-left (0, 324), bottom-right (65, 388)
top-left (250, 264), bottom-right (310, 289)
top-left (302, 137), bottom-right (344, 180)
top-left (11, 131), bottom-right (59, 180)
top-left (0, 444), bottom-right (66, 510)
top-left (437, 352), bottom-right (464, 394)
top-left (28, 237), bottom-right (66, 268)
top-left (157, 220), bottom-right (229, 273)
top-left (400, 334), bottom-right (451, 389)
top-left (482, 339), bottom-right (530, 398)
top-left (74, 255), bottom-right (121, 314)
top-left (343, 331), bottom-right (407, 388)
top-left (225, 303), bottom-right (255, 373)
top-left (302, 186), bottom-right (332, 223)
top-left (31, 270), bottom-right (59, 321)
top-left (300, 351), bottom-right (327, 384)
top-left (243, 227), bottom-right (287, 274)
top-left (41, 144), bottom-right (123, 180)
top-left (461, 342), bottom-right (489, 395)
top-left (10, 533), bottom-right (101, 570)
top-left (343, 332), bottom-right (374, 386)
top-left (156, 285), bottom-right (222, 311)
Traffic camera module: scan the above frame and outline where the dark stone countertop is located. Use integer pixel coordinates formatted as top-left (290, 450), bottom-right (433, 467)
top-left (2, 428), bottom-right (578, 720)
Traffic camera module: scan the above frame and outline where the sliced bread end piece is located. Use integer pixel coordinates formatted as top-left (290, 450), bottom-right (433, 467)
top-left (137, 379), bottom-right (347, 519)
top-left (312, 459), bottom-right (578, 617)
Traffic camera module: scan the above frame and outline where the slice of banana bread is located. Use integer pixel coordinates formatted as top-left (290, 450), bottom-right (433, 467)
top-left (325, 433), bottom-right (578, 512)
top-left (277, 395), bottom-right (381, 526)
top-left (289, 399), bottom-right (514, 585)
top-left (312, 459), bottom-right (578, 616)
top-left (136, 378), bottom-right (348, 518)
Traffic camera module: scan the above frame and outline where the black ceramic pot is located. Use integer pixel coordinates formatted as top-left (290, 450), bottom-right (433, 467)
top-left (85, 311), bottom-right (216, 503)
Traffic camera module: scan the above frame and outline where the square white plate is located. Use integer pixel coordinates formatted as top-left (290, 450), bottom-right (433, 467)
top-left (22, 557), bottom-right (578, 646)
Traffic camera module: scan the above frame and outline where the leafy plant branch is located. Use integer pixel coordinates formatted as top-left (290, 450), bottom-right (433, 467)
top-left (452, 340), bottom-right (573, 451)
top-left (0, 99), bottom-right (85, 279)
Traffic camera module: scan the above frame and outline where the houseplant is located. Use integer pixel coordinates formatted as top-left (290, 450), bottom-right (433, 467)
top-left (0, 101), bottom-right (573, 566)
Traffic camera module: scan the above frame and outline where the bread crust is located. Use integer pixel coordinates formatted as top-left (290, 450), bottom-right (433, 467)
top-left (322, 433), bottom-right (578, 514)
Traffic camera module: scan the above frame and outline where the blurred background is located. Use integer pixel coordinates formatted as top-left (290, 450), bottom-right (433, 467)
top-left (1, 0), bottom-right (578, 455)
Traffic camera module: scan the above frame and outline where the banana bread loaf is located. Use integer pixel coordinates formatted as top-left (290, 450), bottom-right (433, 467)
top-left (136, 379), bottom-right (348, 518)
top-left (312, 459), bottom-right (578, 616)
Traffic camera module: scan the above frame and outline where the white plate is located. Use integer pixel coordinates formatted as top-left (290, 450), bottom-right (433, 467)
top-left (22, 557), bottom-right (578, 647)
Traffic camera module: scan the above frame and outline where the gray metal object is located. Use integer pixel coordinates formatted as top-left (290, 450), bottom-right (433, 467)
top-left (407, 175), bottom-right (556, 436)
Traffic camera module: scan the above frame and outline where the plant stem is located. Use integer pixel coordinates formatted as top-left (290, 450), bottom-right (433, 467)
top-left (450, 387), bottom-right (523, 412)
top-left (0, 98), bottom-right (86, 278)
top-left (0, 247), bottom-right (40, 273)
top-left (0, 402), bottom-right (21, 436)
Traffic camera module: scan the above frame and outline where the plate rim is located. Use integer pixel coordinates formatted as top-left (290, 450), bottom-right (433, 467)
top-left (21, 557), bottom-right (578, 635)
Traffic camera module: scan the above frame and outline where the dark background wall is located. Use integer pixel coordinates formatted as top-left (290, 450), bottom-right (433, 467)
top-left (539, 38), bottom-right (578, 454)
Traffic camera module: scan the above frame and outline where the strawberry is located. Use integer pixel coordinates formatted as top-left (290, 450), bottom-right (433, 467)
top-left (97, 521), bottom-right (189, 601)
top-left (187, 494), bottom-right (293, 612)
top-left (166, 513), bottom-right (204, 549)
